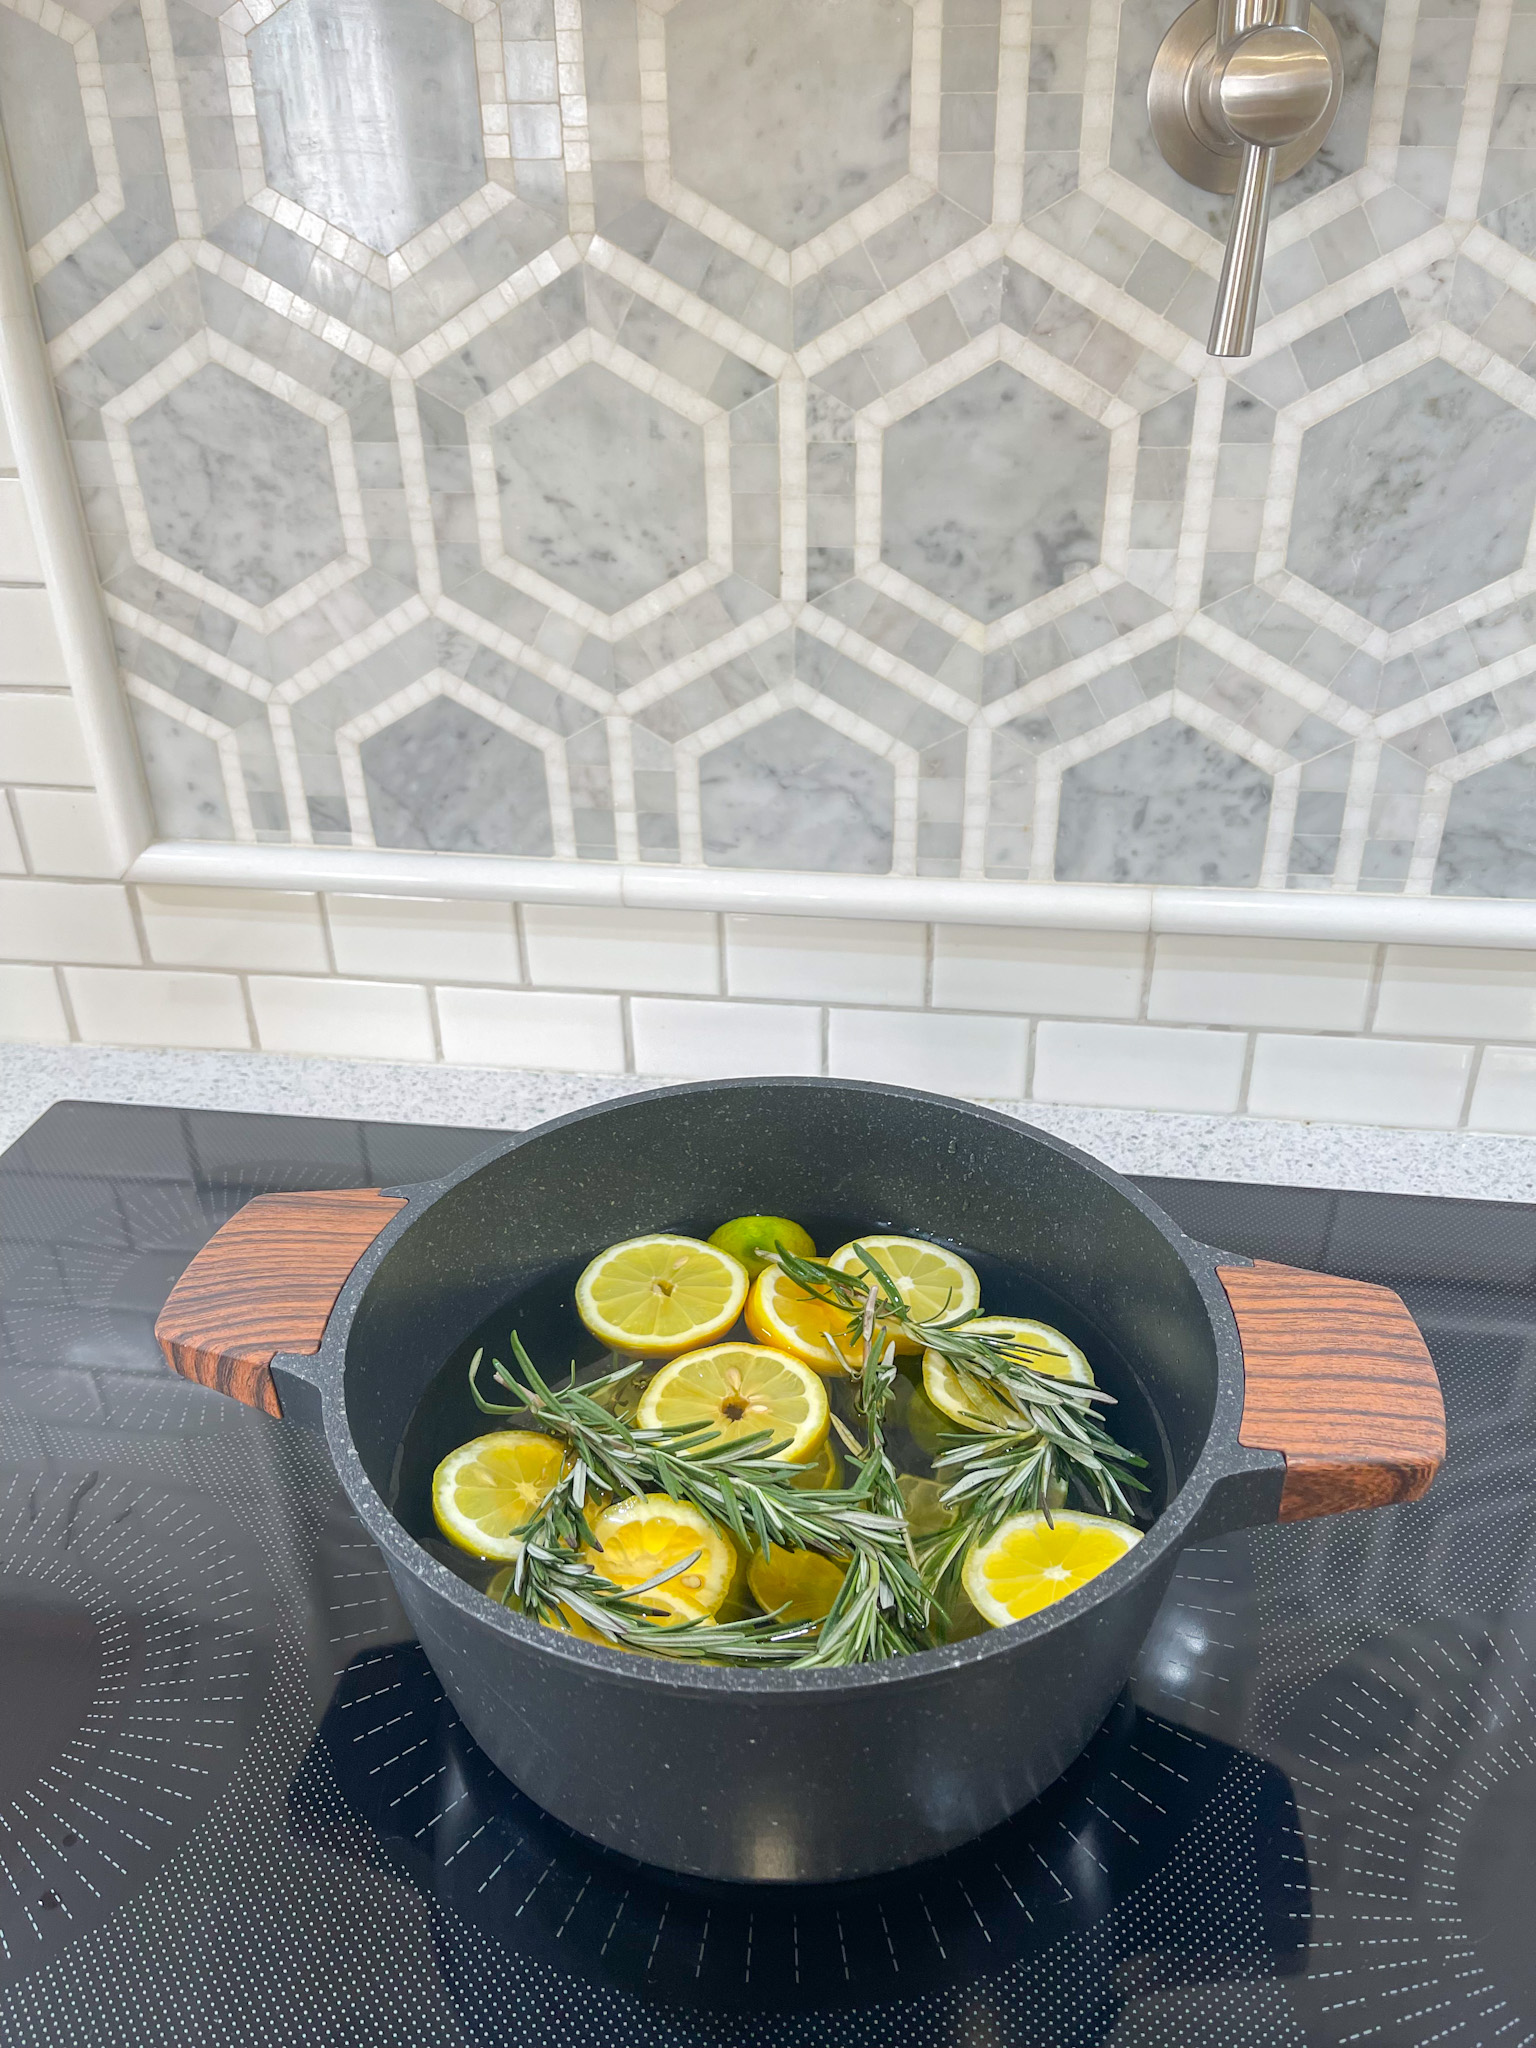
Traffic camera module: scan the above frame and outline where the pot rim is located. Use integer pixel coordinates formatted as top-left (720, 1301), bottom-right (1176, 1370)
top-left (293, 1077), bottom-right (1258, 1695)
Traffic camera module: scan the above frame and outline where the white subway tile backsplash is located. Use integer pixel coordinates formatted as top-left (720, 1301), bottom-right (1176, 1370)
top-left (1247, 1034), bottom-right (1474, 1128)
top-left (64, 966), bottom-right (251, 1049)
top-left (726, 915), bottom-right (927, 1007)
top-left (138, 885), bottom-right (329, 972)
top-left (327, 894), bottom-right (522, 985)
top-left (249, 975), bottom-right (435, 1061)
top-left (0, 691), bottom-right (92, 785)
top-left (1468, 1047), bottom-right (1536, 1134)
top-left (1375, 946), bottom-right (1536, 1043)
top-left (0, 963), bottom-right (68, 1043)
top-left (932, 926), bottom-right (1147, 1020)
top-left (522, 903), bottom-right (720, 995)
top-left (0, 591), bottom-right (65, 684)
top-left (0, 879), bottom-right (138, 964)
top-left (1033, 1021), bottom-right (1248, 1113)
top-left (630, 998), bottom-right (821, 1079)
top-left (12, 789), bottom-right (117, 878)
top-left (1147, 936), bottom-right (1375, 1030)
top-left (0, 479), bottom-right (42, 582)
top-left (437, 986), bottom-right (625, 1072)
top-left (828, 1007), bottom-right (1028, 1097)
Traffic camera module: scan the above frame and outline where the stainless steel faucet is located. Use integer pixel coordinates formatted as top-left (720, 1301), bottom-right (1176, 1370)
top-left (1148, 0), bottom-right (1343, 357)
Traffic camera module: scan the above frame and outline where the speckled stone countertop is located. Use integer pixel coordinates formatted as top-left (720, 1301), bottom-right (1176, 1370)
top-left (4, 1043), bottom-right (1536, 1203)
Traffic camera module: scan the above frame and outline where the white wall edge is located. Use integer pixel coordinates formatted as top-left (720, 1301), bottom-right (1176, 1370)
top-left (128, 837), bottom-right (1536, 947)
top-left (0, 124), bottom-right (154, 874)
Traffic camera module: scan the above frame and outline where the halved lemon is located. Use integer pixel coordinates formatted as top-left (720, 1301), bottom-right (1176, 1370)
top-left (962, 1509), bottom-right (1142, 1627)
top-left (924, 1315), bottom-right (1094, 1429)
top-left (790, 1436), bottom-right (842, 1491)
top-left (826, 1236), bottom-right (980, 1353)
top-left (582, 1492), bottom-right (734, 1617)
top-left (748, 1543), bottom-right (847, 1626)
top-left (745, 1265), bottom-right (863, 1376)
top-left (575, 1233), bottom-right (748, 1357)
top-left (432, 1430), bottom-right (567, 1561)
top-left (636, 1341), bottom-right (829, 1465)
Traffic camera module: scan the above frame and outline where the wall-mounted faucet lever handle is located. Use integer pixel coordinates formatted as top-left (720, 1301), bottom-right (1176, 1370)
top-left (1148, 0), bottom-right (1343, 359)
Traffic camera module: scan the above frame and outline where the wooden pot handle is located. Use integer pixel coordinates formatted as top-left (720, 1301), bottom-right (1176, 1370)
top-left (155, 1188), bottom-right (406, 1418)
top-left (1216, 1259), bottom-right (1445, 1521)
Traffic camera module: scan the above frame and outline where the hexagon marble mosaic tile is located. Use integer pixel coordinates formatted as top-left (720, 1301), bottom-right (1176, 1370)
top-left (10, 0), bottom-right (1536, 897)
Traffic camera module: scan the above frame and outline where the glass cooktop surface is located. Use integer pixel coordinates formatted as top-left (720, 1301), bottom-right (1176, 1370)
top-left (0, 1098), bottom-right (1531, 2047)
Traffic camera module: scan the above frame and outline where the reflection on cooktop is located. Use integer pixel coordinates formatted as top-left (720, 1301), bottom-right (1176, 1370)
top-left (0, 1101), bottom-right (1531, 2047)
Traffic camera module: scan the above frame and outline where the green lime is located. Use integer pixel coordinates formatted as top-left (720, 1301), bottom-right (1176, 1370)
top-left (708, 1214), bottom-right (816, 1278)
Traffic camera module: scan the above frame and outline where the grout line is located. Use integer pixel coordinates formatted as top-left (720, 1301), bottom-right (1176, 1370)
top-left (511, 900), bottom-right (531, 986)
top-left (1021, 1015), bottom-right (1036, 1100)
top-left (1458, 1040), bottom-right (1485, 1132)
top-left (619, 992), bottom-right (635, 1074)
top-left (424, 982), bottom-right (446, 1063)
top-left (314, 890), bottom-right (341, 977)
top-left (236, 968), bottom-right (261, 1052)
top-left (714, 908), bottom-right (727, 998)
top-left (1235, 1026), bottom-right (1258, 1116)
top-left (922, 919), bottom-right (935, 1008)
top-left (51, 961), bottom-right (80, 1043)
top-left (121, 877), bottom-right (152, 968)
top-left (1361, 938), bottom-right (1387, 1034)
top-left (819, 1002), bottom-right (830, 1077)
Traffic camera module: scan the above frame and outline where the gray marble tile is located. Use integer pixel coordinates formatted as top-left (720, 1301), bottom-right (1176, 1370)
top-left (361, 696), bottom-right (554, 855)
top-left (701, 708), bottom-right (894, 873)
top-left (882, 361), bottom-right (1110, 621)
top-left (129, 699), bottom-right (235, 841)
top-left (1056, 721), bottom-right (1273, 886)
top-left (664, 0), bottom-right (911, 248)
top-left (1434, 752), bottom-right (1536, 898)
top-left (1288, 359), bottom-right (1536, 632)
top-left (128, 361), bottom-right (346, 607)
top-left (0, 11), bottom-right (96, 245)
top-left (491, 360), bottom-right (707, 613)
top-left (249, 0), bottom-right (484, 254)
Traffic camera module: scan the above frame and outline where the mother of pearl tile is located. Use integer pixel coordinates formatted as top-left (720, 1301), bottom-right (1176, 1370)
top-left (249, 0), bottom-right (486, 255)
top-left (1056, 721), bottom-right (1273, 886)
top-left (701, 708), bottom-right (895, 874)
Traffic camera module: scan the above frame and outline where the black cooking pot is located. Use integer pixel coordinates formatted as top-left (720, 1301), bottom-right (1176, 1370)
top-left (158, 1079), bottom-right (1443, 1883)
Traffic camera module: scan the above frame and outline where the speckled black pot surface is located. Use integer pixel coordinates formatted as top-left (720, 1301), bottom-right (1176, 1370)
top-left (269, 1079), bottom-right (1285, 1884)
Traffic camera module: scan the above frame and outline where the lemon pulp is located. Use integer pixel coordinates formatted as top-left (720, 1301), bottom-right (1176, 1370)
top-left (747, 1543), bottom-right (847, 1626)
top-left (431, 1431), bottom-right (567, 1561)
top-left (963, 1509), bottom-right (1142, 1627)
top-left (636, 1341), bottom-right (830, 1465)
top-left (575, 1233), bottom-right (748, 1357)
top-left (581, 1493), bottom-right (734, 1618)
top-left (923, 1314), bottom-right (1093, 1430)
top-left (826, 1236), bottom-right (980, 1354)
top-left (745, 1265), bottom-right (863, 1375)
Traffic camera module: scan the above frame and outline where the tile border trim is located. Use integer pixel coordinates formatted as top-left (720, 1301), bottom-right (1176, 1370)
top-left (131, 839), bottom-right (1536, 949)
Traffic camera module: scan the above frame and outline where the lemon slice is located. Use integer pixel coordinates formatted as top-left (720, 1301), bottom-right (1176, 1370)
top-left (790, 1436), bottom-right (842, 1491)
top-left (708, 1214), bottom-right (816, 1279)
top-left (924, 1315), bottom-right (1094, 1429)
top-left (826, 1236), bottom-right (981, 1354)
top-left (636, 1341), bottom-right (830, 1464)
top-left (748, 1543), bottom-right (846, 1626)
top-left (582, 1492), bottom-right (734, 1617)
top-left (745, 1265), bottom-right (863, 1375)
top-left (963, 1509), bottom-right (1142, 1627)
top-left (432, 1430), bottom-right (567, 1561)
top-left (575, 1233), bottom-right (748, 1357)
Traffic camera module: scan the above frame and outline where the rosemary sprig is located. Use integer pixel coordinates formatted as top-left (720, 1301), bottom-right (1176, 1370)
top-left (469, 1336), bottom-right (932, 1666)
top-left (770, 1242), bottom-right (1147, 1603)
top-left (491, 1463), bottom-right (814, 1663)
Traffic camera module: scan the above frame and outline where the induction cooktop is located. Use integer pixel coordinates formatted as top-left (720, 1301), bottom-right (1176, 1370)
top-left (0, 1097), bottom-right (1531, 2047)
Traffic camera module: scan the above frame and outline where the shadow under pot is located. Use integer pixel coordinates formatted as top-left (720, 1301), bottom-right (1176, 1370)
top-left (155, 1078), bottom-right (1444, 1884)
